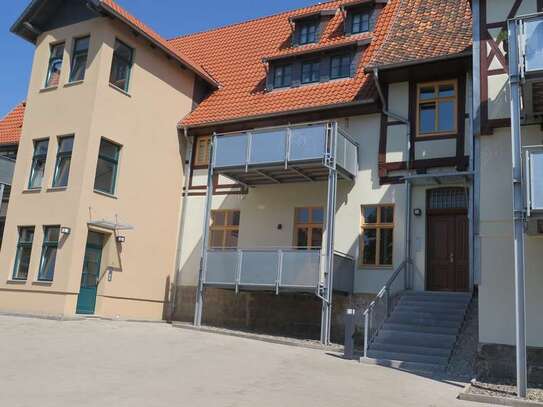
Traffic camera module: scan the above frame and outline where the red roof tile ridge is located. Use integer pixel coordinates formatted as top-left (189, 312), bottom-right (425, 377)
top-left (0, 101), bottom-right (25, 123)
top-left (167, 0), bottom-right (344, 42)
top-left (368, 0), bottom-right (403, 68)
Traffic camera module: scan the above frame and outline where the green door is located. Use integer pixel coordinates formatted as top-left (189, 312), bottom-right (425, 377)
top-left (76, 232), bottom-right (104, 314)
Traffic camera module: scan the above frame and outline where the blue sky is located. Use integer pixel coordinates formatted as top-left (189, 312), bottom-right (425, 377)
top-left (0, 0), bottom-right (317, 117)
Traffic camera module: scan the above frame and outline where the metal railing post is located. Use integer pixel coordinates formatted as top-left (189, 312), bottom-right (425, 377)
top-left (385, 287), bottom-right (391, 318)
top-left (363, 310), bottom-right (369, 358)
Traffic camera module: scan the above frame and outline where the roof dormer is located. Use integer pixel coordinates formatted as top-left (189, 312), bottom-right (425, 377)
top-left (341, 0), bottom-right (388, 36)
top-left (289, 9), bottom-right (336, 47)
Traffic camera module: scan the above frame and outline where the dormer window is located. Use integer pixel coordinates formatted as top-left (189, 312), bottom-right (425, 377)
top-left (330, 54), bottom-right (352, 79)
top-left (273, 64), bottom-right (293, 88)
top-left (351, 12), bottom-right (370, 34)
top-left (299, 22), bottom-right (318, 45)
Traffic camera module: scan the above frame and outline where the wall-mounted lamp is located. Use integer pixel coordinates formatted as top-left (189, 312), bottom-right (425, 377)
top-left (413, 208), bottom-right (423, 217)
top-left (116, 235), bottom-right (126, 243)
top-left (60, 227), bottom-right (71, 235)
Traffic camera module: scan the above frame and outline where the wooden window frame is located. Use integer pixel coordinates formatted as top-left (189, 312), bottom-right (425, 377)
top-left (209, 209), bottom-right (240, 249)
top-left (37, 226), bottom-right (60, 282)
top-left (416, 79), bottom-right (458, 138)
top-left (52, 135), bottom-right (74, 188)
top-left (293, 207), bottom-right (324, 249)
top-left (12, 226), bottom-right (35, 281)
top-left (360, 204), bottom-right (394, 267)
top-left (194, 136), bottom-right (211, 167)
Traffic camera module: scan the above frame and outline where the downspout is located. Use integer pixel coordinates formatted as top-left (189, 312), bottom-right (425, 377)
top-left (372, 68), bottom-right (413, 289)
top-left (170, 126), bottom-right (194, 321)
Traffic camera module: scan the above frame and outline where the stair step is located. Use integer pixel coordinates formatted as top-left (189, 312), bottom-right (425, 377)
top-left (367, 350), bottom-right (449, 365)
top-left (394, 305), bottom-right (468, 315)
top-left (391, 311), bottom-right (466, 322)
top-left (387, 315), bottom-right (462, 327)
top-left (360, 356), bottom-right (447, 373)
top-left (401, 295), bottom-right (471, 305)
top-left (403, 291), bottom-right (471, 298)
top-left (375, 329), bottom-right (457, 349)
top-left (399, 300), bottom-right (468, 310)
top-left (382, 322), bottom-right (461, 335)
top-left (369, 342), bottom-right (452, 357)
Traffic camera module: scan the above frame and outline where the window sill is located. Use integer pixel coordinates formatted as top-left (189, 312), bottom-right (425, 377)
top-left (47, 186), bottom-right (67, 192)
top-left (358, 265), bottom-right (394, 271)
top-left (109, 83), bottom-right (131, 97)
top-left (22, 188), bottom-right (42, 194)
top-left (6, 279), bottom-right (27, 285)
top-left (39, 85), bottom-right (58, 93)
top-left (32, 280), bottom-right (53, 286)
top-left (416, 132), bottom-right (458, 141)
top-left (94, 189), bottom-right (118, 199)
top-left (64, 80), bottom-right (84, 88)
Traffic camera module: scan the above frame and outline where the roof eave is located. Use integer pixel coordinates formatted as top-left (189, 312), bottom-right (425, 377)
top-left (365, 49), bottom-right (473, 73)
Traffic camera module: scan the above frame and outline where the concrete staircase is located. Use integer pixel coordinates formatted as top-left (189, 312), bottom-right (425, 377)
top-left (361, 291), bottom-right (472, 373)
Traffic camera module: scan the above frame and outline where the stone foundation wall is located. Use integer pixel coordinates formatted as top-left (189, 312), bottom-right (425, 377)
top-left (476, 343), bottom-right (543, 385)
top-left (173, 285), bottom-right (373, 343)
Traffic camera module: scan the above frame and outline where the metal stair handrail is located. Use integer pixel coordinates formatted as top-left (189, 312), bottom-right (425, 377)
top-left (362, 259), bottom-right (411, 358)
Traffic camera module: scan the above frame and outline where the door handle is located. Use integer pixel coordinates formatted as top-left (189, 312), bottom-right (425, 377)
top-left (449, 252), bottom-right (454, 264)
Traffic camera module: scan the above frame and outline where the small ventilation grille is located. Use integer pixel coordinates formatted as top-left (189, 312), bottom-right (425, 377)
top-left (428, 188), bottom-right (467, 210)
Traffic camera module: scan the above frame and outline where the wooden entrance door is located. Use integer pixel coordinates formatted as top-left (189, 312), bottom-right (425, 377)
top-left (426, 189), bottom-right (469, 292)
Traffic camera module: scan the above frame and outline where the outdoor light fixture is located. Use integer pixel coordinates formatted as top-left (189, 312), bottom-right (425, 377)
top-left (60, 227), bottom-right (71, 235)
top-left (413, 208), bottom-right (422, 217)
top-left (116, 235), bottom-right (126, 243)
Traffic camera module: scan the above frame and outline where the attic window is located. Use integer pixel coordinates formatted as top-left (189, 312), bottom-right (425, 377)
top-left (351, 12), bottom-right (370, 34)
top-left (273, 64), bottom-right (293, 88)
top-left (299, 21), bottom-right (318, 45)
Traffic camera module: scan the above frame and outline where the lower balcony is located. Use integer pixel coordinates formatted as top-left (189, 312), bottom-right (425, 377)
top-left (203, 248), bottom-right (354, 294)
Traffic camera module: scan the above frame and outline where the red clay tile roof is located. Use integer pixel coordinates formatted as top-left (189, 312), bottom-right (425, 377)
top-left (368, 0), bottom-right (472, 69)
top-left (171, 0), bottom-right (401, 128)
top-left (0, 102), bottom-right (25, 145)
top-left (98, 0), bottom-right (218, 87)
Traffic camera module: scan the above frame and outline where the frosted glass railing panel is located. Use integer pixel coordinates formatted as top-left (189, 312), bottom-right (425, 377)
top-left (249, 130), bottom-right (287, 164)
top-left (529, 151), bottom-right (543, 211)
top-left (345, 137), bottom-right (358, 175)
top-left (336, 132), bottom-right (346, 170)
top-left (525, 17), bottom-right (543, 73)
top-left (281, 250), bottom-right (320, 288)
top-left (289, 125), bottom-right (327, 161)
top-left (332, 253), bottom-right (354, 293)
top-left (240, 251), bottom-right (279, 286)
top-left (214, 134), bottom-right (248, 168)
top-left (205, 250), bottom-right (239, 285)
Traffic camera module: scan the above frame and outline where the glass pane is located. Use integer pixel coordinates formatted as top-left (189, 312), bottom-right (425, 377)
top-left (74, 37), bottom-right (90, 52)
top-left (296, 208), bottom-right (309, 224)
top-left (225, 230), bottom-right (239, 248)
top-left (311, 207), bottom-right (324, 223)
top-left (35, 140), bottom-right (49, 156)
top-left (525, 18), bottom-right (543, 72)
top-left (212, 211), bottom-right (226, 226)
top-left (70, 54), bottom-right (87, 82)
top-left (52, 44), bottom-right (64, 58)
top-left (419, 86), bottom-right (435, 100)
top-left (311, 227), bottom-right (323, 248)
top-left (39, 246), bottom-right (57, 281)
top-left (87, 232), bottom-right (104, 247)
top-left (230, 211), bottom-right (240, 226)
top-left (380, 206), bottom-right (394, 223)
top-left (362, 229), bottom-right (377, 265)
top-left (214, 134), bottom-right (247, 167)
top-left (379, 229), bottom-right (393, 265)
top-left (58, 137), bottom-right (74, 153)
top-left (438, 100), bottom-right (455, 132)
top-left (110, 57), bottom-right (130, 90)
top-left (46, 60), bottom-right (63, 87)
top-left (210, 230), bottom-right (224, 248)
top-left (14, 246), bottom-right (32, 280)
top-left (297, 228), bottom-right (309, 247)
top-left (419, 103), bottom-right (436, 134)
top-left (363, 207), bottom-right (377, 224)
top-left (289, 125), bottom-right (326, 160)
top-left (53, 156), bottom-right (71, 187)
top-left (114, 41), bottom-right (133, 62)
top-left (29, 157), bottom-right (46, 189)
top-left (250, 129), bottom-right (286, 164)
top-left (44, 227), bottom-right (60, 243)
top-left (94, 157), bottom-right (116, 194)
top-left (439, 84), bottom-right (455, 97)
top-left (99, 139), bottom-right (119, 160)
top-left (20, 227), bottom-right (35, 243)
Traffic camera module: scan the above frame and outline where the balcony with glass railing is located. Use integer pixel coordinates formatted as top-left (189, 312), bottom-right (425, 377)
top-left (210, 122), bottom-right (359, 186)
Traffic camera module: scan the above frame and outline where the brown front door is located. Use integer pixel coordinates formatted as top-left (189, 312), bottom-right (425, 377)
top-left (426, 190), bottom-right (469, 292)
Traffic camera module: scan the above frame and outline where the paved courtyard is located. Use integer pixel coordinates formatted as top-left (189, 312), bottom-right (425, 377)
top-left (0, 315), bottom-right (490, 407)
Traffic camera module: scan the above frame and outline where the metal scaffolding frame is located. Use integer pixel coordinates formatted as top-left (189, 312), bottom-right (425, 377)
top-left (193, 122), bottom-right (352, 345)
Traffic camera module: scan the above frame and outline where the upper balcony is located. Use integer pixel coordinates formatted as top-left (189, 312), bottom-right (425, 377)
top-left (210, 122), bottom-right (359, 186)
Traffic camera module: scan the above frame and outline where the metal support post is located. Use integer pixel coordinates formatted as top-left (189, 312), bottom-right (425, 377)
top-left (194, 140), bottom-right (215, 327)
top-left (363, 311), bottom-right (369, 358)
top-left (508, 20), bottom-right (528, 398)
top-left (404, 180), bottom-right (412, 289)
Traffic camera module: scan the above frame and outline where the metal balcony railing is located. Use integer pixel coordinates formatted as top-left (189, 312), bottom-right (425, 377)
top-left (211, 122), bottom-right (359, 185)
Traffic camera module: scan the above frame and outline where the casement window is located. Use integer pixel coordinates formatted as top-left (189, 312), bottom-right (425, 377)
top-left (94, 138), bottom-right (120, 195)
top-left (45, 43), bottom-right (65, 88)
top-left (12, 227), bottom-right (35, 281)
top-left (351, 12), bottom-right (370, 34)
top-left (294, 207), bottom-right (323, 249)
top-left (417, 80), bottom-right (458, 137)
top-left (52, 136), bottom-right (74, 188)
top-left (28, 139), bottom-right (49, 189)
top-left (273, 64), bottom-right (293, 88)
top-left (210, 210), bottom-right (240, 248)
top-left (109, 40), bottom-right (134, 92)
top-left (302, 61), bottom-right (320, 84)
top-left (194, 136), bottom-right (211, 166)
top-left (330, 54), bottom-right (352, 79)
top-left (360, 205), bottom-right (394, 266)
top-left (37, 226), bottom-right (60, 282)
top-left (299, 22), bottom-right (318, 45)
top-left (69, 36), bottom-right (90, 82)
